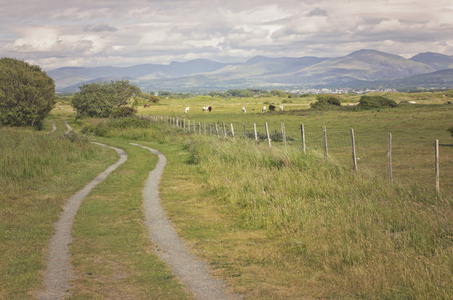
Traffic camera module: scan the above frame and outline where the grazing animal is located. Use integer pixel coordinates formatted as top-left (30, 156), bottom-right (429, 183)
top-left (279, 106), bottom-right (283, 111)
top-left (262, 106), bottom-right (266, 113)
top-left (185, 107), bottom-right (190, 113)
top-left (202, 107), bottom-right (208, 111)
top-left (242, 107), bottom-right (246, 113)
top-left (144, 103), bottom-right (150, 108)
top-left (208, 106), bottom-right (212, 112)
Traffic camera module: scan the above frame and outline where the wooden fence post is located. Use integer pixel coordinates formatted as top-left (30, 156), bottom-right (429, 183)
top-left (282, 123), bottom-right (286, 146)
top-left (388, 133), bottom-right (393, 183)
top-left (243, 124), bottom-right (246, 140)
top-left (215, 123), bottom-right (219, 135)
top-left (350, 129), bottom-right (357, 172)
top-left (435, 140), bottom-right (440, 194)
top-left (301, 124), bottom-right (306, 153)
top-left (254, 123), bottom-right (258, 142)
top-left (323, 126), bottom-right (328, 157)
top-left (223, 122), bottom-right (227, 137)
top-left (198, 122), bottom-right (201, 134)
top-left (231, 123), bottom-right (235, 137)
top-left (265, 122), bottom-right (271, 148)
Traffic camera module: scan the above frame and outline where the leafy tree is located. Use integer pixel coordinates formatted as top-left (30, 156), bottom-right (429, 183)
top-left (0, 57), bottom-right (55, 129)
top-left (358, 95), bottom-right (397, 109)
top-left (72, 80), bottom-right (140, 117)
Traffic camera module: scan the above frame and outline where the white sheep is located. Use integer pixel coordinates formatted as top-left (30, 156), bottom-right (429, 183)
top-left (185, 107), bottom-right (190, 113)
top-left (262, 106), bottom-right (266, 113)
top-left (279, 105), bottom-right (283, 111)
top-left (242, 107), bottom-right (246, 113)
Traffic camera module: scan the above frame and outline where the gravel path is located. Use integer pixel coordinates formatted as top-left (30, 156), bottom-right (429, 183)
top-left (64, 121), bottom-right (72, 134)
top-left (47, 122), bottom-right (57, 134)
top-left (38, 143), bottom-right (127, 299)
top-left (131, 143), bottom-right (241, 300)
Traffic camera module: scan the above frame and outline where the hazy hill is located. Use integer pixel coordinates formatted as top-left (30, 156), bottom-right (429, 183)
top-left (49, 49), bottom-right (453, 93)
top-left (410, 52), bottom-right (453, 71)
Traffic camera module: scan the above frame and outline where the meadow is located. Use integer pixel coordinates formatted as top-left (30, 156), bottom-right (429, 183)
top-left (1, 91), bottom-right (452, 299)
top-left (137, 92), bottom-right (453, 194)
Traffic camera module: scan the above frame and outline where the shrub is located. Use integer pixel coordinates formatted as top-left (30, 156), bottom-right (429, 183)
top-left (270, 90), bottom-right (287, 97)
top-left (149, 95), bottom-right (160, 103)
top-left (110, 106), bottom-right (137, 118)
top-left (358, 95), bottom-right (397, 109)
top-left (310, 94), bottom-right (342, 110)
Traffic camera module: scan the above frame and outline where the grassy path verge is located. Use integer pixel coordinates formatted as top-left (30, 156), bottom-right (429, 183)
top-left (69, 139), bottom-right (191, 299)
top-left (131, 143), bottom-right (239, 300)
top-left (38, 143), bottom-right (127, 299)
top-left (0, 128), bottom-right (118, 299)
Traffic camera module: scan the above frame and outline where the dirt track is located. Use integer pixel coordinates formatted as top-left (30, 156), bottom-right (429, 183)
top-left (131, 143), bottom-right (240, 300)
top-left (38, 138), bottom-right (239, 299)
top-left (38, 143), bottom-right (127, 299)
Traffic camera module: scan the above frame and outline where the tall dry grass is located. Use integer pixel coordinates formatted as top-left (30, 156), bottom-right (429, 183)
top-left (79, 117), bottom-right (453, 298)
top-left (185, 135), bottom-right (453, 298)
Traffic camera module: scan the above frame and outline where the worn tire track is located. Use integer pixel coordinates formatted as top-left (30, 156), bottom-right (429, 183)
top-left (131, 143), bottom-right (241, 300)
top-left (38, 143), bottom-right (127, 299)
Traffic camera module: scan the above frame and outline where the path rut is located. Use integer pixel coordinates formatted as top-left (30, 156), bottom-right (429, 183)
top-left (38, 139), bottom-right (239, 299)
top-left (38, 143), bottom-right (127, 299)
top-left (131, 143), bottom-right (241, 300)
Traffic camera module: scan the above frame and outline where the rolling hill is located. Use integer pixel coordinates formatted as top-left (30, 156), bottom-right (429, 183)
top-left (48, 50), bottom-right (453, 93)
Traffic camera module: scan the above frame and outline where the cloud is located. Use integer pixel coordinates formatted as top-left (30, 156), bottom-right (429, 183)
top-left (1, 0), bottom-right (453, 69)
top-left (84, 24), bottom-right (118, 32)
top-left (307, 7), bottom-right (328, 17)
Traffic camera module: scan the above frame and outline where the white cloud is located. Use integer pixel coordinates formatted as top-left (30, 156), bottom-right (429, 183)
top-left (1, 0), bottom-right (453, 69)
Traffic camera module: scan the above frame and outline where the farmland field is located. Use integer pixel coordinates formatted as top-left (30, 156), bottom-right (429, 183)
top-left (1, 91), bottom-right (452, 299)
top-left (136, 92), bottom-right (453, 194)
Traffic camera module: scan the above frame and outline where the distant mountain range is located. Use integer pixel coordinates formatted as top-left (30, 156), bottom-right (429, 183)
top-left (48, 49), bottom-right (453, 93)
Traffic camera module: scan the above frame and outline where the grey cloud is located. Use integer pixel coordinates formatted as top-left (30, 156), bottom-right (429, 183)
top-left (84, 24), bottom-right (118, 32)
top-left (307, 7), bottom-right (328, 17)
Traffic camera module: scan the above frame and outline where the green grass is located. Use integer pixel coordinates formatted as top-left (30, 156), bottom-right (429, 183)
top-left (70, 139), bottom-right (191, 299)
top-left (0, 127), bottom-right (117, 299)
top-left (88, 115), bottom-right (453, 298)
top-left (140, 99), bottom-right (453, 194)
top-left (2, 91), bottom-right (452, 299)
top-left (0, 125), bottom-right (191, 299)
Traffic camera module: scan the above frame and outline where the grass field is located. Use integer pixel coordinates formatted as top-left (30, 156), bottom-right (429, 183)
top-left (1, 91), bottom-right (452, 299)
top-left (137, 93), bottom-right (453, 195)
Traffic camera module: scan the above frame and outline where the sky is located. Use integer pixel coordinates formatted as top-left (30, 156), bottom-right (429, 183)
top-left (1, 0), bottom-right (453, 70)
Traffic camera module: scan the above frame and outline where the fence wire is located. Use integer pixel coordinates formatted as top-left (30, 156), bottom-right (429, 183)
top-left (142, 115), bottom-right (453, 195)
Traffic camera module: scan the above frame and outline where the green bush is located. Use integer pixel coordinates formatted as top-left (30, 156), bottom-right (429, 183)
top-left (81, 117), bottom-right (151, 137)
top-left (358, 95), bottom-right (397, 109)
top-left (110, 106), bottom-right (137, 118)
top-left (310, 94), bottom-right (342, 110)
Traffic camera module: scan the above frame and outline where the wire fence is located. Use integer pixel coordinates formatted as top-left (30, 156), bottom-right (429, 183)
top-left (141, 114), bottom-right (452, 195)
